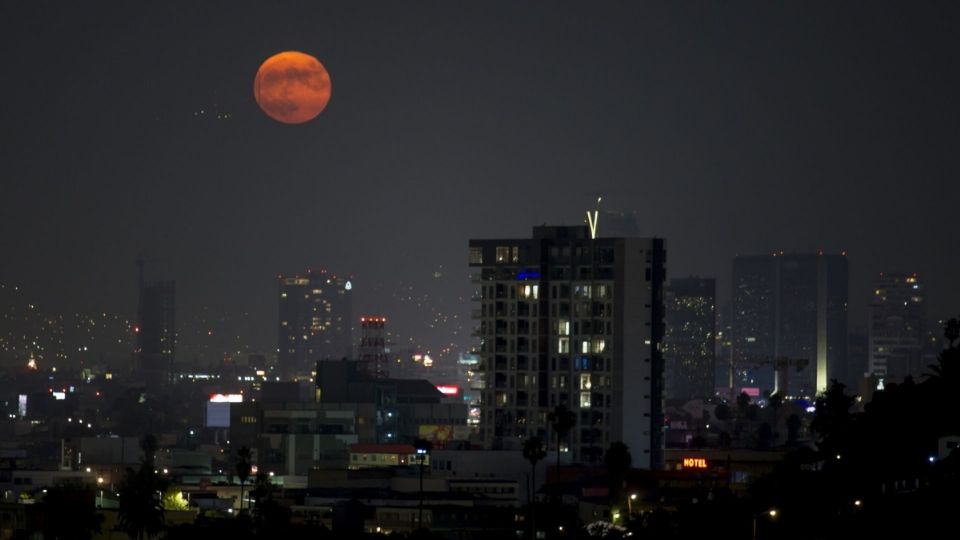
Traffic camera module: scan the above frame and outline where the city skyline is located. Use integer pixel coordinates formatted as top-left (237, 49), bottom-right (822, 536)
top-left (2, 3), bottom-right (960, 535)
top-left (2, 1), bottom-right (959, 363)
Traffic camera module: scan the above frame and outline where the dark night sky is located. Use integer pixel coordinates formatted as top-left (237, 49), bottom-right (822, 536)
top-left (2, 1), bottom-right (959, 360)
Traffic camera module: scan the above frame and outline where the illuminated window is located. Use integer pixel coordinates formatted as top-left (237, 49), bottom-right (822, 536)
top-left (592, 338), bottom-right (606, 354)
top-left (520, 284), bottom-right (539, 300)
top-left (558, 320), bottom-right (570, 336)
top-left (511, 246), bottom-right (519, 263)
top-left (496, 247), bottom-right (510, 263)
top-left (580, 374), bottom-right (591, 390)
top-left (580, 391), bottom-right (591, 409)
top-left (581, 340), bottom-right (590, 354)
top-left (558, 337), bottom-right (569, 353)
top-left (469, 247), bottom-right (483, 264)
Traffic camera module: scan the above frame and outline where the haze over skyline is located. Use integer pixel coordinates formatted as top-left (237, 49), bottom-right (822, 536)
top-left (2, 1), bottom-right (958, 360)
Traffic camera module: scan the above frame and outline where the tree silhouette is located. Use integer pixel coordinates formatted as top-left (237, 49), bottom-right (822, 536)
top-left (236, 446), bottom-right (252, 513)
top-left (522, 436), bottom-right (547, 539)
top-left (810, 381), bottom-right (855, 461)
top-left (547, 404), bottom-right (576, 486)
top-left (768, 394), bottom-right (783, 444)
top-left (756, 423), bottom-right (774, 450)
top-left (786, 414), bottom-right (802, 445)
top-left (718, 431), bottom-right (732, 449)
top-left (714, 403), bottom-right (731, 421)
top-left (927, 317), bottom-right (959, 384)
top-left (40, 482), bottom-right (104, 540)
top-left (736, 392), bottom-right (751, 415)
top-left (604, 441), bottom-right (632, 507)
top-left (118, 434), bottom-right (167, 540)
top-left (251, 471), bottom-right (291, 533)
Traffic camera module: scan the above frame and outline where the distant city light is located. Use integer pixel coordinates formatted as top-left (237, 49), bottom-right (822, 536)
top-left (209, 393), bottom-right (243, 403)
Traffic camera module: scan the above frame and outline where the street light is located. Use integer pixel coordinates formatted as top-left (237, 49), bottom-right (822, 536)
top-left (627, 493), bottom-right (637, 516)
top-left (414, 438), bottom-right (433, 530)
top-left (752, 509), bottom-right (778, 540)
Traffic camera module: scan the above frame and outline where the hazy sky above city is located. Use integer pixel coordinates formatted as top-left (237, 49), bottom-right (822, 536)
top-left (2, 1), bottom-right (959, 358)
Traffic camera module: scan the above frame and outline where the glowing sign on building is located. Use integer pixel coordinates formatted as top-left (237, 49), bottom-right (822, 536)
top-left (682, 457), bottom-right (708, 469)
top-left (436, 385), bottom-right (460, 396)
top-left (209, 393), bottom-right (243, 403)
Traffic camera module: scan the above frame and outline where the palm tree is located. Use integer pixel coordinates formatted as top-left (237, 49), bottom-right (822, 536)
top-left (118, 435), bottom-right (167, 540)
top-left (251, 471), bottom-right (291, 532)
top-left (236, 446), bottom-right (252, 513)
top-left (786, 414), bottom-right (802, 445)
top-left (768, 393), bottom-right (783, 443)
top-left (927, 317), bottom-right (959, 382)
top-left (547, 404), bottom-right (575, 487)
top-left (522, 436), bottom-right (547, 539)
top-left (603, 441), bottom-right (632, 509)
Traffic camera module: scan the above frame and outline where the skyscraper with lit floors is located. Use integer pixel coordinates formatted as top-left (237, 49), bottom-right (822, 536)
top-left (731, 253), bottom-right (848, 397)
top-left (278, 271), bottom-right (354, 380)
top-left (868, 272), bottom-right (925, 382)
top-left (469, 225), bottom-right (665, 468)
top-left (664, 277), bottom-right (716, 401)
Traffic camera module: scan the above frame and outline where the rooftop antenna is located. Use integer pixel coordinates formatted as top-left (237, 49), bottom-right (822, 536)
top-left (586, 195), bottom-right (602, 239)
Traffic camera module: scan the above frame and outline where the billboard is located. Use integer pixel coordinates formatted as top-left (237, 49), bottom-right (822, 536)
top-left (209, 393), bottom-right (243, 403)
top-left (205, 402), bottom-right (231, 428)
top-left (435, 385), bottom-right (460, 396)
top-left (418, 424), bottom-right (471, 442)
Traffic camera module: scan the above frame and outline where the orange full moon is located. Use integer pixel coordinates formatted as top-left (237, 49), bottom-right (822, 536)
top-left (254, 51), bottom-right (331, 124)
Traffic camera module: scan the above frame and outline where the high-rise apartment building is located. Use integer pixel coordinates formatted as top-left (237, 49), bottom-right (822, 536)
top-left (664, 277), bottom-right (716, 401)
top-left (278, 271), bottom-right (353, 379)
top-left (867, 272), bottom-right (925, 382)
top-left (731, 253), bottom-right (848, 396)
top-left (136, 280), bottom-right (176, 383)
top-left (469, 225), bottom-right (665, 468)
